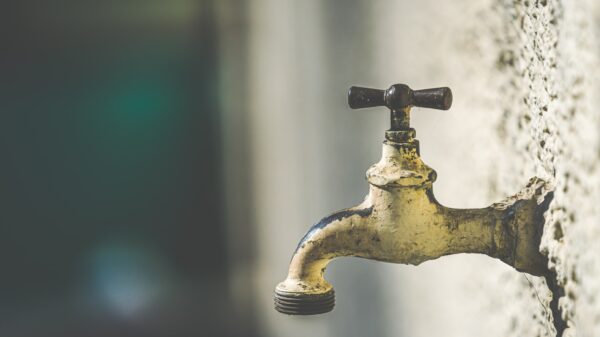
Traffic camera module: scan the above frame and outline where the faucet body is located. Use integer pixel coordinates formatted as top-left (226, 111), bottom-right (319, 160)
top-left (274, 85), bottom-right (554, 315)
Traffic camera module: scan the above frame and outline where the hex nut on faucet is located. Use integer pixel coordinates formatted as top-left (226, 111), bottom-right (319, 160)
top-left (274, 84), bottom-right (554, 315)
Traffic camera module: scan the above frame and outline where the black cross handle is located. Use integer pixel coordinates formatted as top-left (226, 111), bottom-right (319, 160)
top-left (348, 84), bottom-right (452, 130)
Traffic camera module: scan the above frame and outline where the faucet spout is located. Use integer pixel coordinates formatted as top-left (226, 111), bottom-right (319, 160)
top-left (274, 142), bottom-right (554, 315)
top-left (274, 202), bottom-right (374, 315)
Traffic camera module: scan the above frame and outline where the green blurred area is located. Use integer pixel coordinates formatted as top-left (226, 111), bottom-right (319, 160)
top-left (0, 1), bottom-right (242, 336)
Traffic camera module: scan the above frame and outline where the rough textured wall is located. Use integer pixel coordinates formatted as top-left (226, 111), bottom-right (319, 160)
top-left (493, 1), bottom-right (600, 336)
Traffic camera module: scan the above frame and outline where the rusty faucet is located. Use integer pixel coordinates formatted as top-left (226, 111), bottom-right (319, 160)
top-left (274, 84), bottom-right (554, 315)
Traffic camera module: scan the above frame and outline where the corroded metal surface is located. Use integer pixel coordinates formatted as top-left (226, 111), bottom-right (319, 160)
top-left (274, 84), bottom-right (554, 315)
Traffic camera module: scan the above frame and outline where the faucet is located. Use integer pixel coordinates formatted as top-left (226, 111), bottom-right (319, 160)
top-left (274, 84), bottom-right (554, 315)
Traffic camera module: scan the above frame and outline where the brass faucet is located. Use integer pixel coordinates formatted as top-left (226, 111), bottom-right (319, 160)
top-left (274, 84), bottom-right (554, 315)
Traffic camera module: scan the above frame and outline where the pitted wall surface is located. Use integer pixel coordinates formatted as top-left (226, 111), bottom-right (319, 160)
top-left (494, 1), bottom-right (600, 336)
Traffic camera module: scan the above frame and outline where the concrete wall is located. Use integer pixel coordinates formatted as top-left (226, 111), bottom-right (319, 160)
top-left (238, 1), bottom-right (600, 336)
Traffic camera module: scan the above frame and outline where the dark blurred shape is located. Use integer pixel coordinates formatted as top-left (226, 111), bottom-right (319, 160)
top-left (0, 1), bottom-right (251, 336)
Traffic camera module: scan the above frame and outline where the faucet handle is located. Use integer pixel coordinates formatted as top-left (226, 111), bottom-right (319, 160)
top-left (348, 84), bottom-right (452, 111)
top-left (348, 84), bottom-right (452, 131)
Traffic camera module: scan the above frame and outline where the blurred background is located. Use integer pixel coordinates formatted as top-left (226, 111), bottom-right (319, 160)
top-left (3, 1), bottom-right (599, 337)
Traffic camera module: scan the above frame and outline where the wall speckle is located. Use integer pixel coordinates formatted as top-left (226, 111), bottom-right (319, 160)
top-left (492, 1), bottom-right (562, 336)
top-left (494, 0), bottom-right (600, 336)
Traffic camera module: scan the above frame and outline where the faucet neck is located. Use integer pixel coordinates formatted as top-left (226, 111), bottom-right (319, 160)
top-left (385, 128), bottom-right (419, 153)
top-left (366, 141), bottom-right (436, 188)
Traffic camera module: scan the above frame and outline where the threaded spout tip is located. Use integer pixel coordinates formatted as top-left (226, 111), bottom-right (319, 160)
top-left (274, 289), bottom-right (335, 315)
